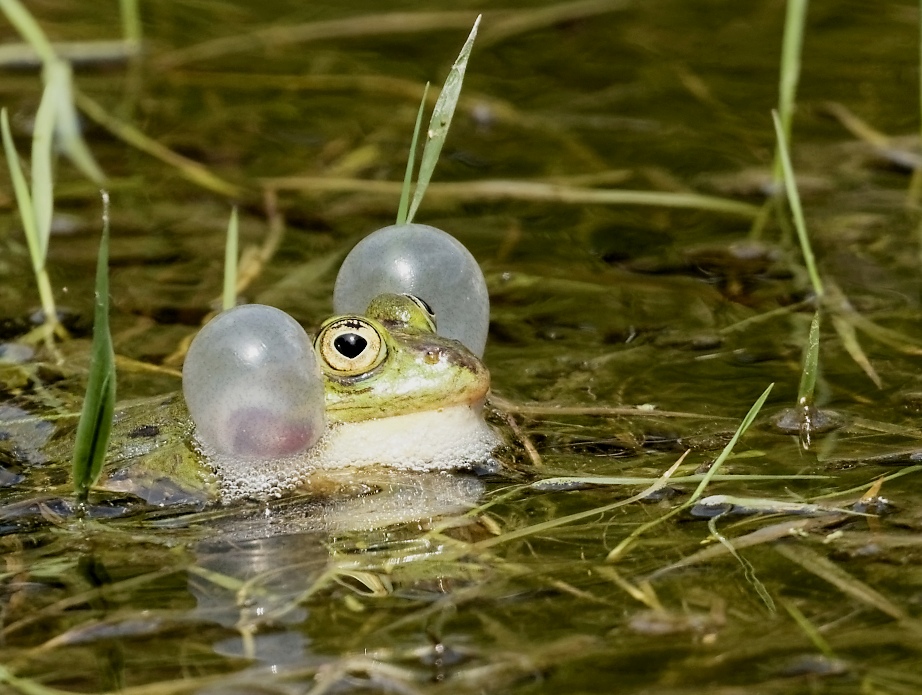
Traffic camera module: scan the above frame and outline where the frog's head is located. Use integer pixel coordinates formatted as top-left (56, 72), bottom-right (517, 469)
top-left (181, 294), bottom-right (491, 461)
top-left (315, 293), bottom-right (490, 424)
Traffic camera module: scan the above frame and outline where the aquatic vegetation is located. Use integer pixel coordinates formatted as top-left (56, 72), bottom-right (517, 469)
top-left (70, 194), bottom-right (115, 504)
top-left (4, 1), bottom-right (922, 694)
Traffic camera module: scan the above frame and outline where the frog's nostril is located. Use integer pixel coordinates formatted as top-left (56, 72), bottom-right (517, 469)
top-left (334, 333), bottom-right (367, 358)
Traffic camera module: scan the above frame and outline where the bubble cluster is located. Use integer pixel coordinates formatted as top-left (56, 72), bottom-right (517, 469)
top-left (333, 223), bottom-right (490, 356)
top-left (182, 304), bottom-right (327, 461)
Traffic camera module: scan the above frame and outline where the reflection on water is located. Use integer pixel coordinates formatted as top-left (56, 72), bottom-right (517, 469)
top-left (189, 471), bottom-right (484, 668)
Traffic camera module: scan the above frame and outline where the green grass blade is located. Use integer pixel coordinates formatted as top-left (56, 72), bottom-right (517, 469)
top-left (797, 309), bottom-right (821, 406)
top-left (776, 0), bottom-right (808, 164)
top-left (1, 108), bottom-right (40, 272)
top-left (0, 1), bottom-right (106, 185)
top-left (607, 383), bottom-right (774, 562)
top-left (772, 109), bottom-right (824, 298)
top-left (687, 383), bottom-right (774, 504)
top-left (223, 206), bottom-right (239, 311)
top-left (119, 0), bottom-right (142, 45)
top-left (2, 107), bottom-right (59, 335)
top-left (406, 15), bottom-right (480, 222)
top-left (0, 0), bottom-right (56, 64)
top-left (397, 82), bottom-right (429, 225)
top-left (782, 599), bottom-right (836, 658)
top-left (72, 192), bottom-right (116, 503)
top-left (50, 61), bottom-right (105, 185)
top-left (31, 63), bottom-right (60, 262)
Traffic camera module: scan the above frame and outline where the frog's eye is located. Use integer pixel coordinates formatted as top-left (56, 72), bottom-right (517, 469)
top-left (333, 223), bottom-right (489, 357)
top-left (316, 318), bottom-right (386, 376)
top-left (182, 305), bottom-right (326, 459)
top-left (403, 293), bottom-right (437, 326)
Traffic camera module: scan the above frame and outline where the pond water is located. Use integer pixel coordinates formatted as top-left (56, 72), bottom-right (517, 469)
top-left (3, 1), bottom-right (922, 693)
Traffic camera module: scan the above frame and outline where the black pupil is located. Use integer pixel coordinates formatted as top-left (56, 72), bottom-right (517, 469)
top-left (334, 333), bottom-right (367, 359)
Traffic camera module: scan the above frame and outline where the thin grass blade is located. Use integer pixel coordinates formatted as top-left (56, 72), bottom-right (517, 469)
top-left (797, 308), bottom-right (821, 406)
top-left (2, 108), bottom-right (60, 338)
top-left (775, 0), bottom-right (808, 174)
top-left (50, 61), bottom-right (105, 184)
top-left (772, 109), bottom-right (823, 298)
top-left (396, 82), bottom-right (429, 225)
top-left (687, 383), bottom-right (774, 504)
top-left (119, 0), bottom-right (142, 45)
top-left (831, 313), bottom-right (882, 388)
top-left (31, 62), bottom-right (60, 261)
top-left (1, 108), bottom-right (40, 272)
top-left (1, 0), bottom-right (106, 184)
top-left (406, 15), bottom-right (480, 222)
top-left (72, 192), bottom-right (116, 502)
top-left (223, 206), bottom-right (239, 311)
top-left (0, 0), bottom-right (56, 63)
top-left (607, 383), bottom-right (774, 562)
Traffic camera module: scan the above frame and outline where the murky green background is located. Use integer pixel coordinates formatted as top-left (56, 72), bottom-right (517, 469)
top-left (3, 0), bottom-right (922, 692)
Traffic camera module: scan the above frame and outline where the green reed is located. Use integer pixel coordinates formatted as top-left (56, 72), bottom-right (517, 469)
top-left (71, 194), bottom-right (116, 504)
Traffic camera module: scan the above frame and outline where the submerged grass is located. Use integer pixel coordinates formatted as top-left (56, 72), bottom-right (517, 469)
top-left (606, 384), bottom-right (774, 562)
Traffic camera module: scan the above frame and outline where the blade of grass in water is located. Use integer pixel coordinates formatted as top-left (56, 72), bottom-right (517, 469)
top-left (708, 514), bottom-right (775, 613)
top-left (406, 15), bottom-right (480, 222)
top-left (223, 206), bottom-right (239, 311)
top-left (797, 308), bottom-right (821, 406)
top-left (606, 383), bottom-right (774, 562)
top-left (72, 193), bottom-right (116, 503)
top-left (1, 108), bottom-right (59, 339)
top-left (782, 599), bottom-right (836, 658)
top-left (396, 82), bottom-right (429, 225)
top-left (772, 109), bottom-right (823, 298)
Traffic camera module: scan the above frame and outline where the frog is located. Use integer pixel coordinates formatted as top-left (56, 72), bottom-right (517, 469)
top-left (100, 293), bottom-right (501, 505)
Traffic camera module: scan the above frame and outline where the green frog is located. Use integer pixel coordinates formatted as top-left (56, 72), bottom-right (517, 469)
top-left (101, 293), bottom-right (500, 505)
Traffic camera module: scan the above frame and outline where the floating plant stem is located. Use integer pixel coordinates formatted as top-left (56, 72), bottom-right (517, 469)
top-left (396, 82), bottom-right (429, 225)
top-left (223, 206), bottom-right (239, 311)
top-left (406, 15), bottom-right (480, 222)
top-left (606, 383), bottom-right (774, 563)
top-left (772, 109), bottom-right (824, 298)
top-left (1, 108), bottom-right (60, 341)
top-left (72, 193), bottom-right (116, 504)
